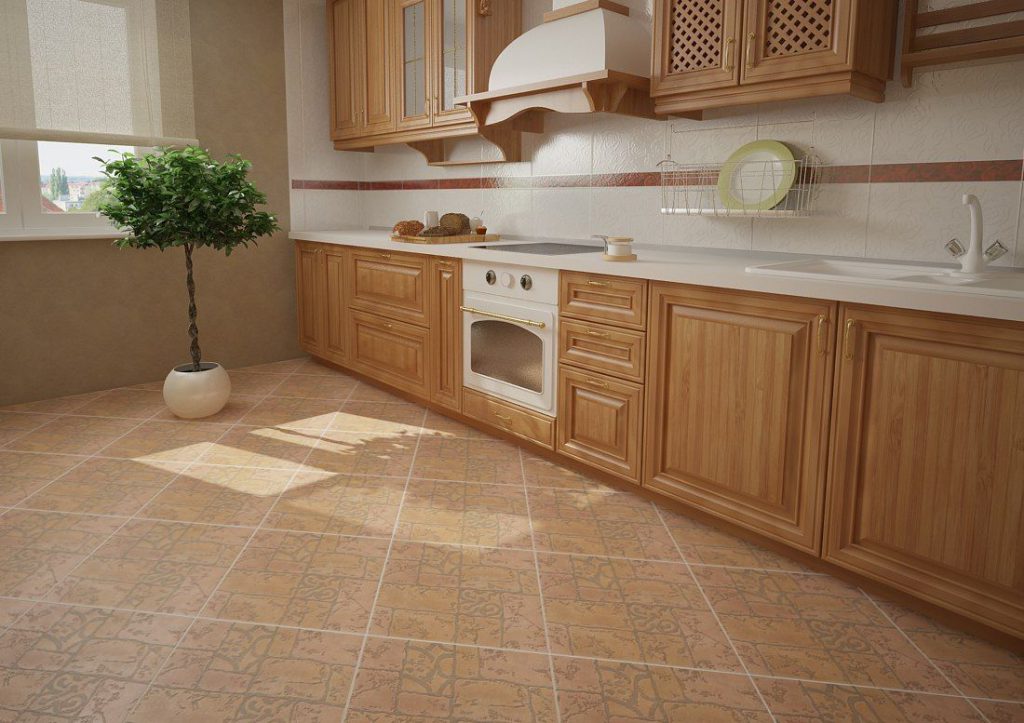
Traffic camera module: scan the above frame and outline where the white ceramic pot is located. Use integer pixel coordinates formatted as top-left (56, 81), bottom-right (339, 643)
top-left (163, 362), bottom-right (231, 419)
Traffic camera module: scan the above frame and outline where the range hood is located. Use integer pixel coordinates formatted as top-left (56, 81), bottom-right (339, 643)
top-left (458, 0), bottom-right (668, 128)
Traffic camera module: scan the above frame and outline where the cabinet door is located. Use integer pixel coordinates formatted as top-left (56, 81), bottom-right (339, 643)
top-left (558, 368), bottom-right (644, 483)
top-left (348, 250), bottom-right (429, 326)
top-left (644, 283), bottom-right (835, 553)
top-left (560, 273), bottom-right (648, 331)
top-left (429, 258), bottom-right (462, 411)
top-left (431, 0), bottom-right (473, 126)
top-left (295, 243), bottom-right (325, 355)
top-left (323, 246), bottom-right (348, 363)
top-left (825, 306), bottom-right (1024, 639)
top-left (741, 0), bottom-right (852, 84)
top-left (329, 0), bottom-right (364, 139)
top-left (362, 0), bottom-right (395, 133)
top-left (348, 309), bottom-right (429, 396)
top-left (652, 0), bottom-right (743, 95)
top-left (559, 319), bottom-right (646, 384)
top-left (395, 0), bottom-right (433, 130)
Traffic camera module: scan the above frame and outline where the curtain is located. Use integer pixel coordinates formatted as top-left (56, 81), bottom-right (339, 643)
top-left (0, 0), bottom-right (197, 147)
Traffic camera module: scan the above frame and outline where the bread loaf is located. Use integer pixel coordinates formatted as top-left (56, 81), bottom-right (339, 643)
top-left (392, 220), bottom-right (425, 237)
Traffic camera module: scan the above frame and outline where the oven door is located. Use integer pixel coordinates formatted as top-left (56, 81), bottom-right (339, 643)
top-left (461, 291), bottom-right (556, 415)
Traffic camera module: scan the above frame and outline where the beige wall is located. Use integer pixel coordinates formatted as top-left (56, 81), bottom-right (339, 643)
top-left (0, 0), bottom-right (298, 406)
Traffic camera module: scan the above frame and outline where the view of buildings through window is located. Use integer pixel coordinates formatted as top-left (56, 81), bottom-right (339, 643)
top-left (38, 141), bottom-right (133, 214)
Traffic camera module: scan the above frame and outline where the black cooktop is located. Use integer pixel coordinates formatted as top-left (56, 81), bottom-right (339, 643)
top-left (472, 243), bottom-right (603, 256)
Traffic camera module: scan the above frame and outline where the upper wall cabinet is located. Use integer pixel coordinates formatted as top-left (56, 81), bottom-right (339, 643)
top-left (651, 0), bottom-right (897, 115)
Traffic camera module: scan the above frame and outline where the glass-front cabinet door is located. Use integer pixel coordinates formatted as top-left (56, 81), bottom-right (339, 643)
top-left (395, 0), bottom-right (432, 130)
top-left (432, 0), bottom-right (473, 126)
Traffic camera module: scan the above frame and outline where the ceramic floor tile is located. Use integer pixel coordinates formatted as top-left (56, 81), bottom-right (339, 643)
top-left (0, 451), bottom-right (87, 506)
top-left (138, 465), bottom-right (295, 526)
top-left (0, 412), bottom-right (60, 447)
top-left (346, 381), bottom-right (409, 403)
top-left (756, 678), bottom-right (985, 722)
top-left (73, 389), bottom-right (167, 419)
top-left (330, 401), bottom-right (424, 436)
top-left (7, 416), bottom-right (142, 456)
top-left (554, 656), bottom-right (771, 722)
top-left (348, 638), bottom-right (557, 723)
top-left (420, 410), bottom-right (492, 440)
top-left (538, 553), bottom-right (741, 670)
top-left (371, 541), bottom-right (547, 651)
top-left (196, 424), bottom-right (320, 470)
top-left (0, 603), bottom-right (189, 722)
top-left (154, 394), bottom-right (264, 424)
top-left (292, 360), bottom-right (345, 377)
top-left (0, 598), bottom-right (35, 628)
top-left (530, 488), bottom-right (681, 561)
top-left (235, 358), bottom-right (307, 375)
top-left (238, 397), bottom-right (339, 431)
top-left (0, 510), bottom-right (125, 598)
top-left (412, 437), bottom-right (525, 486)
top-left (523, 452), bottom-right (603, 490)
top-left (397, 479), bottom-right (532, 548)
top-left (47, 520), bottom-right (251, 615)
top-left (971, 699), bottom-right (1024, 722)
top-left (127, 618), bottom-right (361, 723)
top-left (306, 430), bottom-right (418, 477)
top-left (1, 391), bottom-right (108, 415)
top-left (99, 420), bottom-right (232, 463)
top-left (694, 567), bottom-right (957, 693)
top-left (203, 529), bottom-right (388, 632)
top-left (270, 373), bottom-right (358, 400)
top-left (20, 458), bottom-right (185, 516)
top-left (264, 472), bottom-right (405, 537)
top-left (218, 371), bottom-right (290, 396)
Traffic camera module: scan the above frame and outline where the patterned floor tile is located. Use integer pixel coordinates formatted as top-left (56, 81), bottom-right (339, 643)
top-left (293, 360), bottom-right (345, 377)
top-left (0, 599), bottom-right (34, 628)
top-left (420, 410), bottom-right (492, 440)
top-left (47, 520), bottom-right (250, 615)
top-left (397, 479), bottom-right (532, 548)
top-left (530, 488), bottom-right (680, 561)
top-left (128, 619), bottom-right (360, 723)
top-left (554, 656), bottom-right (771, 722)
top-left (412, 437), bottom-right (525, 485)
top-left (348, 638), bottom-right (557, 722)
top-left (538, 553), bottom-right (741, 670)
top-left (73, 389), bottom-right (167, 419)
top-left (522, 452), bottom-right (604, 490)
top-left (99, 420), bottom-right (233, 463)
top-left (971, 699), bottom-right (1024, 722)
top-left (1, 391), bottom-right (107, 415)
top-left (371, 541), bottom-right (547, 651)
top-left (7, 416), bottom-right (142, 456)
top-left (0, 603), bottom-right (189, 722)
top-left (0, 451), bottom-right (87, 506)
top-left (347, 381), bottom-right (409, 403)
top-left (138, 465), bottom-right (295, 526)
top-left (0, 412), bottom-right (60, 447)
top-left (0, 510), bottom-right (124, 598)
top-left (270, 373), bottom-right (358, 400)
top-left (330, 401), bottom-right (424, 436)
top-left (306, 431), bottom-right (418, 477)
top-left (203, 530), bottom-right (388, 632)
top-left (220, 371), bottom-right (291, 396)
top-left (756, 678), bottom-right (985, 722)
top-left (238, 397), bottom-right (339, 431)
top-left (20, 458), bottom-right (184, 516)
top-left (155, 394), bottom-right (264, 424)
top-left (196, 424), bottom-right (320, 470)
top-left (235, 358), bottom-right (307, 375)
top-left (265, 472), bottom-right (405, 537)
top-left (694, 567), bottom-right (956, 693)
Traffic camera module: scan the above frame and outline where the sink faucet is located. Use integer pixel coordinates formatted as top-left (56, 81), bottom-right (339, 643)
top-left (945, 194), bottom-right (1007, 274)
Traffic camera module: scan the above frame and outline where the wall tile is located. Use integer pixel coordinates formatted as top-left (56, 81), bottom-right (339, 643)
top-left (290, 188), bottom-right (306, 230)
top-left (592, 114), bottom-right (669, 175)
top-left (533, 188), bottom-right (591, 239)
top-left (1014, 179), bottom-right (1024, 265)
top-left (527, 115), bottom-right (594, 178)
top-left (670, 123), bottom-right (757, 166)
top-left (302, 190), bottom-right (365, 230)
top-left (752, 184), bottom-right (869, 257)
top-left (481, 189), bottom-right (534, 237)
top-left (590, 187), bottom-right (663, 245)
top-left (664, 214), bottom-right (753, 250)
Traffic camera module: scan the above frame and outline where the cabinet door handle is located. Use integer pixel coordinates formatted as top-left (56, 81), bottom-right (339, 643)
top-left (383, 321), bottom-right (393, 330)
top-left (843, 319), bottom-right (857, 360)
top-left (816, 315), bottom-right (828, 355)
top-left (583, 329), bottom-right (610, 339)
top-left (586, 280), bottom-right (610, 288)
top-left (724, 37), bottom-right (735, 72)
top-left (493, 411), bottom-right (513, 425)
top-left (379, 252), bottom-right (391, 260)
top-left (746, 32), bottom-right (757, 69)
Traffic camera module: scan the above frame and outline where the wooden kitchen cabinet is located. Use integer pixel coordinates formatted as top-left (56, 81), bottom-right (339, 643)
top-left (825, 305), bottom-right (1024, 638)
top-left (330, 0), bottom-right (395, 139)
top-left (463, 388), bottom-right (555, 449)
top-left (429, 257), bottom-right (462, 411)
top-left (323, 246), bottom-right (349, 362)
top-left (644, 283), bottom-right (835, 554)
top-left (295, 242), bottom-right (326, 356)
top-left (348, 249), bottom-right (429, 326)
top-left (560, 272), bottom-right (648, 331)
top-left (559, 318), bottom-right (647, 384)
top-left (347, 308), bottom-right (429, 396)
top-left (651, 0), bottom-right (897, 114)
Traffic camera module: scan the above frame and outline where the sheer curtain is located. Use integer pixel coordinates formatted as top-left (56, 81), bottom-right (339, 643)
top-left (0, 0), bottom-right (197, 147)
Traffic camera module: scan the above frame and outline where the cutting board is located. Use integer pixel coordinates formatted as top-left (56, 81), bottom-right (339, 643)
top-left (391, 233), bottom-right (500, 245)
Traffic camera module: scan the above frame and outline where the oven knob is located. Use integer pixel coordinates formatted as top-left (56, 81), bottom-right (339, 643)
top-left (500, 272), bottom-right (515, 288)
top-left (520, 274), bottom-right (533, 291)
top-left (485, 270), bottom-right (496, 285)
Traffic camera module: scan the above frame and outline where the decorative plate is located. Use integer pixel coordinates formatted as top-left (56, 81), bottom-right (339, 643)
top-left (717, 140), bottom-right (797, 211)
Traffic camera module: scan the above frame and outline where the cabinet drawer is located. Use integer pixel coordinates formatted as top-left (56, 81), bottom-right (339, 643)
top-left (560, 272), bottom-right (647, 330)
top-left (463, 388), bottom-right (555, 450)
top-left (349, 249), bottom-right (429, 326)
top-left (558, 368), bottom-right (643, 483)
top-left (559, 319), bottom-right (646, 383)
top-left (348, 309), bottom-right (428, 397)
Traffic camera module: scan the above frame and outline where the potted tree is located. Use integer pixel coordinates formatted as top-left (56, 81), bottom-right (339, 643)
top-left (97, 146), bottom-right (279, 419)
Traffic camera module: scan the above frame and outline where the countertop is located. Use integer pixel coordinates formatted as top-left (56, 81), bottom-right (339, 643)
top-left (290, 229), bottom-right (1024, 323)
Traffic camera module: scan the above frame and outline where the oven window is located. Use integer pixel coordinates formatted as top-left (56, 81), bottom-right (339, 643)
top-left (470, 320), bottom-right (543, 393)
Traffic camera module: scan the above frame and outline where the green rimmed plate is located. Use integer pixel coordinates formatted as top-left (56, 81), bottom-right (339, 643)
top-left (717, 140), bottom-right (797, 212)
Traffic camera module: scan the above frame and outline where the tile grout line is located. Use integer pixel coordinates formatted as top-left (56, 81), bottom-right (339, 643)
top-left (339, 403), bottom-right (430, 723)
top-left (519, 446), bottom-right (563, 723)
top-left (651, 500), bottom-right (778, 722)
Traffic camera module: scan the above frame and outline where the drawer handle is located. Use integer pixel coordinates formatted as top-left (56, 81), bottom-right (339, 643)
top-left (460, 306), bottom-right (546, 329)
top-left (843, 319), bottom-right (857, 361)
top-left (816, 315), bottom-right (828, 355)
top-left (586, 280), bottom-right (610, 288)
top-left (379, 252), bottom-right (391, 260)
top-left (493, 412), bottom-right (513, 425)
top-left (582, 329), bottom-right (610, 339)
top-left (383, 321), bottom-right (393, 330)
top-left (587, 377), bottom-right (609, 388)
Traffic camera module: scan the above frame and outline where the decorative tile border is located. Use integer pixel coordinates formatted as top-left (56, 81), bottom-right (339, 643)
top-left (293, 159), bottom-right (1024, 191)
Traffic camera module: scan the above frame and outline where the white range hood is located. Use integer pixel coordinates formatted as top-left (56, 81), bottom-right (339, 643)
top-left (458, 0), bottom-right (667, 127)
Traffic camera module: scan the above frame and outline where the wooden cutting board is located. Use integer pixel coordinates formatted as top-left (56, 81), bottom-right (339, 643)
top-left (391, 233), bottom-right (500, 245)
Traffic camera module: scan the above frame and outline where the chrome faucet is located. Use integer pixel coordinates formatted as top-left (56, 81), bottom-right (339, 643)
top-left (591, 234), bottom-right (610, 253)
top-left (945, 195), bottom-right (1007, 274)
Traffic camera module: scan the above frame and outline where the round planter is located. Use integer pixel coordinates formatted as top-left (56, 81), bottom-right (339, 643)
top-left (163, 362), bottom-right (231, 419)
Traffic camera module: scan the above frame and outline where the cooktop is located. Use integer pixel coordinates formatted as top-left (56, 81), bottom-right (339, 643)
top-left (472, 242), bottom-right (603, 256)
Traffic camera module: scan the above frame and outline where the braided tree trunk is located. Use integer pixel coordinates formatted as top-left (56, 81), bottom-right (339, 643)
top-left (184, 243), bottom-right (202, 372)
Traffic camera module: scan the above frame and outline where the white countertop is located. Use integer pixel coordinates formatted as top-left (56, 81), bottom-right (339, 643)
top-left (290, 229), bottom-right (1024, 323)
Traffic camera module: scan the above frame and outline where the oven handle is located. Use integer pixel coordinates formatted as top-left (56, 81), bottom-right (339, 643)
top-left (460, 306), bottom-right (547, 329)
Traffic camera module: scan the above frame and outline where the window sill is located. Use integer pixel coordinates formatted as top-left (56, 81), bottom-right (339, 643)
top-left (0, 229), bottom-right (128, 243)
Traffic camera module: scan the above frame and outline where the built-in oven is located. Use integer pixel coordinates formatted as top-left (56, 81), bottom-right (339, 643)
top-left (461, 261), bottom-right (559, 416)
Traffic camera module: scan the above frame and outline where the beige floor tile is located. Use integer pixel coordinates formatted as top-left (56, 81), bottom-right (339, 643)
top-left (306, 431), bottom-right (418, 477)
top-left (420, 410), bottom-right (491, 440)
top-left (554, 657), bottom-right (771, 722)
top-left (138, 465), bottom-right (294, 526)
top-left (197, 424), bottom-right (319, 469)
top-left (397, 479), bottom-right (532, 548)
top-left (239, 397), bottom-right (339, 431)
top-left (265, 472), bottom-right (405, 537)
top-left (20, 458), bottom-right (184, 516)
top-left (74, 389), bottom-right (167, 419)
top-left (154, 394), bottom-right (264, 424)
top-left (203, 530), bottom-right (388, 632)
top-left (220, 371), bottom-right (290, 396)
top-left (539, 553), bottom-right (741, 670)
top-left (0, 599), bottom-right (35, 628)
top-left (371, 541), bottom-right (547, 651)
top-left (47, 520), bottom-right (250, 615)
top-left (0, 451), bottom-right (87, 506)
top-left (100, 420), bottom-right (232, 463)
top-left (128, 619), bottom-right (360, 723)
top-left (330, 401), bottom-right (424, 436)
top-left (412, 437), bottom-right (525, 485)
top-left (270, 373), bottom-right (358, 400)
top-left (348, 638), bottom-right (557, 722)
top-left (695, 567), bottom-right (957, 693)
top-left (971, 699), bottom-right (1024, 722)
top-left (347, 381), bottom-right (409, 403)
top-left (0, 603), bottom-right (189, 722)
top-left (8, 416), bottom-right (142, 456)
top-left (293, 359), bottom-right (345, 377)
top-left (757, 678), bottom-right (986, 722)
top-left (523, 453), bottom-right (603, 490)
top-left (0, 412), bottom-right (60, 447)
top-left (1, 391), bottom-right (107, 414)
top-left (0, 510), bottom-right (125, 598)
top-left (530, 488), bottom-right (681, 561)
top-left (234, 358), bottom-right (307, 375)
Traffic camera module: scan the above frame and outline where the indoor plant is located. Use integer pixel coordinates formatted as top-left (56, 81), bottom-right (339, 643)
top-left (97, 146), bottom-right (279, 418)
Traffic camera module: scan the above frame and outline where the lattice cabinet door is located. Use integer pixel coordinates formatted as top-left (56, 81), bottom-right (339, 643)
top-left (741, 0), bottom-right (853, 83)
top-left (652, 0), bottom-right (743, 95)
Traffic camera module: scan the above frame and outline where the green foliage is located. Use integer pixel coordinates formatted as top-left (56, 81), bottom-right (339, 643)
top-left (48, 167), bottom-right (69, 200)
top-left (96, 145), bottom-right (280, 255)
top-left (78, 182), bottom-right (113, 213)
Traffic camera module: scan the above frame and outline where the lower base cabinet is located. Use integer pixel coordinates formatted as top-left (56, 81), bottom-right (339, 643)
top-left (347, 309), bottom-right (428, 396)
top-left (463, 388), bottom-right (555, 449)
